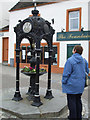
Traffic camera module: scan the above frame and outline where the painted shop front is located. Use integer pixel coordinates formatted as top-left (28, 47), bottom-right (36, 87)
top-left (14, 41), bottom-right (60, 73)
top-left (57, 31), bottom-right (90, 72)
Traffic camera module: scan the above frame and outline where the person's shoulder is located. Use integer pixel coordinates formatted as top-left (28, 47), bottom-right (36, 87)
top-left (67, 56), bottom-right (73, 64)
top-left (68, 55), bottom-right (74, 61)
top-left (84, 58), bottom-right (88, 64)
top-left (67, 55), bottom-right (75, 65)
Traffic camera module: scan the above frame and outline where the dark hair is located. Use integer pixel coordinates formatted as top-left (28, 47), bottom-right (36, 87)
top-left (73, 45), bottom-right (83, 55)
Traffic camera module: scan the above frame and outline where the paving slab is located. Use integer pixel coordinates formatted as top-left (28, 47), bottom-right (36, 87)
top-left (0, 87), bottom-right (67, 119)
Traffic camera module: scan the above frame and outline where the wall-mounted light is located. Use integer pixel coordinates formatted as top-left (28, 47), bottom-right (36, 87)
top-left (81, 27), bottom-right (84, 31)
top-left (61, 28), bottom-right (65, 32)
top-left (51, 18), bottom-right (54, 24)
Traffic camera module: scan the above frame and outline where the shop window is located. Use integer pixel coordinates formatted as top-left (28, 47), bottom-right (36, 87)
top-left (20, 43), bottom-right (59, 66)
top-left (67, 44), bottom-right (80, 59)
top-left (52, 45), bottom-right (57, 65)
top-left (44, 45), bottom-right (49, 64)
top-left (66, 8), bottom-right (81, 31)
top-left (27, 46), bottom-right (32, 63)
top-left (21, 46), bottom-right (26, 63)
top-left (43, 45), bottom-right (57, 65)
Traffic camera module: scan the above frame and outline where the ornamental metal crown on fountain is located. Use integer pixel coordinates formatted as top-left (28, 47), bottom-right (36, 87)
top-left (14, 8), bottom-right (55, 39)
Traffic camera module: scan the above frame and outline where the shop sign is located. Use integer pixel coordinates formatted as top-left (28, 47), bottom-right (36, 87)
top-left (57, 31), bottom-right (90, 41)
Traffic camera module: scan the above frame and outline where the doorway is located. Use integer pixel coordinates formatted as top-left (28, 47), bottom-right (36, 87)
top-left (2, 37), bottom-right (9, 62)
top-left (67, 44), bottom-right (80, 59)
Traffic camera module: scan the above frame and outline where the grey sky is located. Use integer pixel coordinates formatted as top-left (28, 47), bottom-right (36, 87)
top-left (0, 0), bottom-right (19, 28)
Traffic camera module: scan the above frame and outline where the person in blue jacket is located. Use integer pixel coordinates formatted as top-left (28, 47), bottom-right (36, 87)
top-left (62, 45), bottom-right (89, 120)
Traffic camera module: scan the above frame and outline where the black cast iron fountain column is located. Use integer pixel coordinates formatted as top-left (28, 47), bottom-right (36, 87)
top-left (12, 47), bottom-right (23, 101)
top-left (31, 48), bottom-right (43, 107)
top-left (26, 56), bottom-right (37, 101)
top-left (44, 49), bottom-right (54, 99)
top-left (26, 47), bottom-right (34, 95)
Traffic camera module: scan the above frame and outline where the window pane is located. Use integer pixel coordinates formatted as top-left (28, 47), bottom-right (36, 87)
top-left (44, 46), bottom-right (48, 64)
top-left (44, 45), bottom-right (57, 65)
top-left (69, 11), bottom-right (79, 18)
top-left (69, 10), bottom-right (79, 30)
top-left (70, 19), bottom-right (79, 30)
top-left (27, 46), bottom-right (32, 63)
top-left (52, 46), bottom-right (57, 65)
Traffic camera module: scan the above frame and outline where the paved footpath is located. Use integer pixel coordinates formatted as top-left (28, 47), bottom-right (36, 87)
top-left (0, 64), bottom-right (90, 119)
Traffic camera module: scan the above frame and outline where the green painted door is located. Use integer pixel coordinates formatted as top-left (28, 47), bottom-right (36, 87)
top-left (67, 44), bottom-right (80, 59)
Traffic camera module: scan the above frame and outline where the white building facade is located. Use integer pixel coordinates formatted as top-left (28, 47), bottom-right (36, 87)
top-left (0, 0), bottom-right (90, 73)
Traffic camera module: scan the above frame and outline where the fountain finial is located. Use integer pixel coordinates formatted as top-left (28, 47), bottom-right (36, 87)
top-left (32, 0), bottom-right (39, 16)
top-left (33, 0), bottom-right (37, 10)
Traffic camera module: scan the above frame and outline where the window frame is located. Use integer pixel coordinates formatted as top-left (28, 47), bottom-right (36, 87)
top-left (66, 8), bottom-right (81, 32)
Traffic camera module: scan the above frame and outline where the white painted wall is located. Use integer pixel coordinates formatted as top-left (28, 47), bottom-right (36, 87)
top-left (88, 1), bottom-right (90, 30)
top-left (8, 0), bottom-right (89, 66)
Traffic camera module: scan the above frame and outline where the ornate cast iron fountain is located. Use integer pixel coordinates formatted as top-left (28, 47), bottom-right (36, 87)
top-left (12, 2), bottom-right (55, 107)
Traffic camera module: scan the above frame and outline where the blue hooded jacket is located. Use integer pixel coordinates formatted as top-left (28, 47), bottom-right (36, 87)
top-left (62, 53), bottom-right (89, 94)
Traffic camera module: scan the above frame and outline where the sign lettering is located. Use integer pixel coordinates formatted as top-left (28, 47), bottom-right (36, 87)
top-left (57, 31), bottom-right (90, 41)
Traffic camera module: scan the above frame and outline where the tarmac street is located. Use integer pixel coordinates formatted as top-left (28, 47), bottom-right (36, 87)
top-left (0, 64), bottom-right (62, 90)
top-left (0, 64), bottom-right (90, 119)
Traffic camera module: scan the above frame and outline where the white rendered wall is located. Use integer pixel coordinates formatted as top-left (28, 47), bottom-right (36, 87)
top-left (88, 1), bottom-right (90, 30)
top-left (9, 0), bottom-right (89, 65)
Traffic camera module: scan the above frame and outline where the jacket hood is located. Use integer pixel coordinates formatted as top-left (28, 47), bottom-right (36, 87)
top-left (72, 53), bottom-right (83, 63)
